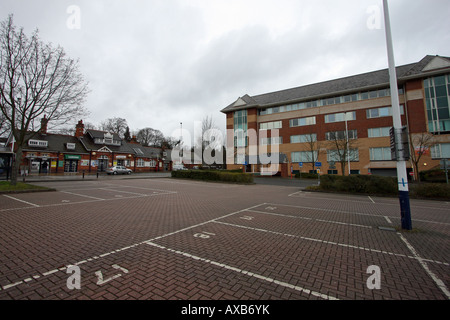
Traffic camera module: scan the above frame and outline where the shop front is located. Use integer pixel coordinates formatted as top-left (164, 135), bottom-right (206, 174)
top-left (64, 154), bottom-right (81, 173)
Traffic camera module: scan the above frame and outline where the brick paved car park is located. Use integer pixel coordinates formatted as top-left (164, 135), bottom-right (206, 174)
top-left (0, 177), bottom-right (449, 308)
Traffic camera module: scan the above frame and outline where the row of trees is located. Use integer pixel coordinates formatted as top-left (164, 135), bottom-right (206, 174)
top-left (299, 128), bottom-right (437, 182)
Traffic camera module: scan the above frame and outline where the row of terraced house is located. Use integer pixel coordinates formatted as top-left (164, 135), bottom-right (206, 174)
top-left (1, 119), bottom-right (172, 177)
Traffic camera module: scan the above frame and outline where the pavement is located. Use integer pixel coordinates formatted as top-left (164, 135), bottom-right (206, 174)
top-left (0, 176), bottom-right (448, 309)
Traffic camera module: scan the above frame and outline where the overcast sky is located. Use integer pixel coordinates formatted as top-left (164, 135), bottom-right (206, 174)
top-left (1, 0), bottom-right (449, 142)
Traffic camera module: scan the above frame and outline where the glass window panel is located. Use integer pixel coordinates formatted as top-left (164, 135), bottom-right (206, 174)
top-left (352, 94), bottom-right (359, 101)
top-left (361, 92), bottom-right (369, 100)
top-left (291, 152), bottom-right (300, 163)
top-left (381, 127), bottom-right (390, 136)
top-left (442, 144), bottom-right (450, 158)
top-left (434, 75), bottom-right (446, 86)
top-left (378, 89), bottom-right (387, 97)
top-left (379, 107), bottom-right (390, 117)
top-left (435, 85), bottom-right (447, 97)
top-left (437, 97), bottom-right (449, 108)
top-left (369, 91), bottom-right (378, 99)
top-left (438, 107), bottom-right (450, 119)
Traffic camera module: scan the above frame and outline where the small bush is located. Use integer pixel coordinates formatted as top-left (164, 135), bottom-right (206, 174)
top-left (171, 170), bottom-right (253, 184)
top-left (410, 183), bottom-right (450, 200)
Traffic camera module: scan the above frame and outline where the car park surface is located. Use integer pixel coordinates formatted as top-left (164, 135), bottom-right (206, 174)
top-left (0, 177), bottom-right (448, 302)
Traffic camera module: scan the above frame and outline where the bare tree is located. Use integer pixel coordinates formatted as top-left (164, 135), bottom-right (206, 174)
top-left (303, 133), bottom-right (322, 173)
top-left (409, 132), bottom-right (435, 182)
top-left (100, 117), bottom-right (128, 138)
top-left (136, 127), bottom-right (165, 147)
top-left (0, 15), bottom-right (89, 184)
top-left (326, 129), bottom-right (358, 176)
top-left (196, 115), bottom-right (223, 151)
top-left (0, 112), bottom-right (9, 137)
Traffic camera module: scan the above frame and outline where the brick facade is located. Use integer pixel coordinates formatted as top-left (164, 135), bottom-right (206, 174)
top-left (222, 55), bottom-right (450, 177)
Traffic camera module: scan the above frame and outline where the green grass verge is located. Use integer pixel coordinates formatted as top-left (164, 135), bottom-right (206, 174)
top-left (0, 181), bottom-right (55, 193)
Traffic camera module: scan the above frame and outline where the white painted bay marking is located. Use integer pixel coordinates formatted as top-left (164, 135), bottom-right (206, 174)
top-left (213, 221), bottom-right (449, 266)
top-left (95, 264), bottom-right (129, 285)
top-left (0, 203), bottom-right (265, 292)
top-left (398, 233), bottom-right (450, 299)
top-left (146, 241), bottom-right (339, 300)
top-left (60, 190), bottom-right (104, 201)
top-left (368, 196), bottom-right (375, 203)
top-left (247, 209), bottom-right (371, 229)
top-left (3, 195), bottom-right (40, 207)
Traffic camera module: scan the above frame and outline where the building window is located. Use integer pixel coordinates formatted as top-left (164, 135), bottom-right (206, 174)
top-left (261, 136), bottom-right (283, 145)
top-left (291, 151), bottom-right (318, 163)
top-left (424, 74), bottom-right (450, 133)
top-left (234, 110), bottom-right (248, 147)
top-left (368, 127), bottom-right (391, 138)
top-left (327, 149), bottom-right (359, 162)
top-left (431, 143), bottom-right (450, 159)
top-left (325, 130), bottom-right (357, 141)
top-left (324, 112), bottom-right (356, 123)
top-left (28, 139), bottom-right (48, 147)
top-left (259, 121), bottom-right (282, 130)
top-left (136, 158), bottom-right (145, 167)
top-left (289, 116), bottom-right (316, 127)
top-left (366, 105), bottom-right (404, 119)
top-left (290, 134), bottom-right (317, 144)
top-left (370, 147), bottom-right (392, 161)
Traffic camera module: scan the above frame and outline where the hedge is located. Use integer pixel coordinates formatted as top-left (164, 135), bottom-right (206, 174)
top-left (171, 170), bottom-right (254, 184)
top-left (311, 174), bottom-right (450, 200)
top-left (314, 174), bottom-right (398, 196)
top-left (410, 183), bottom-right (450, 200)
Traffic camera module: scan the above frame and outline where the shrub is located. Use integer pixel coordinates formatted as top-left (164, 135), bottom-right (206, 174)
top-left (420, 169), bottom-right (447, 183)
top-left (295, 172), bottom-right (318, 179)
top-left (314, 174), bottom-right (397, 195)
top-left (171, 170), bottom-right (253, 184)
top-left (410, 183), bottom-right (450, 200)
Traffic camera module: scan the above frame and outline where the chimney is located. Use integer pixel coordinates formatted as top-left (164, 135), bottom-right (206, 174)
top-left (75, 120), bottom-right (85, 138)
top-left (130, 135), bottom-right (139, 144)
top-left (40, 116), bottom-right (48, 134)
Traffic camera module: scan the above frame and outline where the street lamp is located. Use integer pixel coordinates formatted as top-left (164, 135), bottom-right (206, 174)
top-left (383, 0), bottom-right (412, 230)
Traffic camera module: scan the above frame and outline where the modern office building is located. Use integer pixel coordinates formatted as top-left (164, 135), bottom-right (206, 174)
top-left (221, 55), bottom-right (450, 177)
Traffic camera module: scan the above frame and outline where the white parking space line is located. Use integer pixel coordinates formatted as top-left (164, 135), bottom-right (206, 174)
top-left (98, 188), bottom-right (148, 197)
top-left (60, 191), bottom-right (105, 201)
top-left (3, 195), bottom-right (40, 207)
top-left (0, 203), bottom-right (265, 292)
top-left (146, 241), bottom-right (338, 300)
top-left (265, 202), bottom-right (450, 226)
top-left (213, 220), bottom-right (449, 266)
top-left (246, 209), bottom-right (373, 229)
top-left (398, 233), bottom-right (450, 299)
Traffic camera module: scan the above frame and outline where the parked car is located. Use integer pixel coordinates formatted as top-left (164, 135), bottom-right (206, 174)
top-left (106, 166), bottom-right (132, 175)
top-left (172, 164), bottom-right (187, 171)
